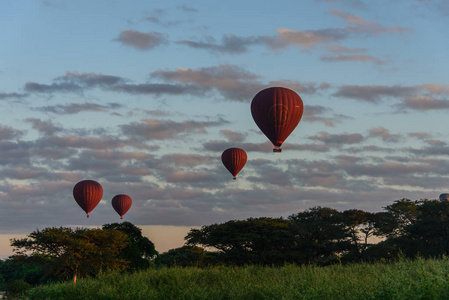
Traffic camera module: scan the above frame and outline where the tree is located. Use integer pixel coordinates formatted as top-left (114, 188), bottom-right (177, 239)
top-left (383, 198), bottom-right (420, 238)
top-left (156, 246), bottom-right (209, 267)
top-left (401, 200), bottom-right (449, 258)
top-left (186, 217), bottom-right (298, 266)
top-left (102, 222), bottom-right (158, 270)
top-left (288, 207), bottom-right (352, 265)
top-left (0, 257), bottom-right (46, 287)
top-left (10, 227), bottom-right (129, 283)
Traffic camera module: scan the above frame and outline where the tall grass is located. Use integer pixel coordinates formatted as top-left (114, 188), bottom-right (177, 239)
top-left (28, 257), bottom-right (449, 299)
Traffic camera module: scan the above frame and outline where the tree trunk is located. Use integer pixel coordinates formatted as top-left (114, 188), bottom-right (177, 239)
top-left (73, 265), bottom-right (78, 284)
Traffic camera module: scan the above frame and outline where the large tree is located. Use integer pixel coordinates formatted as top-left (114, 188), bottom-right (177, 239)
top-left (382, 198), bottom-right (420, 238)
top-left (401, 200), bottom-right (449, 258)
top-left (186, 217), bottom-right (298, 266)
top-left (288, 207), bottom-right (352, 265)
top-left (102, 221), bottom-right (158, 270)
top-left (10, 227), bottom-right (128, 283)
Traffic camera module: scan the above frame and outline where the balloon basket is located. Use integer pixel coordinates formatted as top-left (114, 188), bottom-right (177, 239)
top-left (273, 148), bottom-right (282, 152)
top-left (233, 177), bottom-right (236, 180)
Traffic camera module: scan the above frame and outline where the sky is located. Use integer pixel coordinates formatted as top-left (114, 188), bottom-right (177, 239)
top-left (1, 0), bottom-right (449, 257)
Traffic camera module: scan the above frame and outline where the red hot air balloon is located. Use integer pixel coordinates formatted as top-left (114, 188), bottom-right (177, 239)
top-left (73, 180), bottom-right (103, 218)
top-left (221, 148), bottom-right (247, 180)
top-left (111, 194), bottom-right (132, 219)
top-left (251, 87), bottom-right (304, 152)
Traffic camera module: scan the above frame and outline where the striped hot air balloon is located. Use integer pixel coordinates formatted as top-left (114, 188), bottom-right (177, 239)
top-left (73, 180), bottom-right (103, 218)
top-left (221, 148), bottom-right (247, 180)
top-left (251, 87), bottom-right (304, 152)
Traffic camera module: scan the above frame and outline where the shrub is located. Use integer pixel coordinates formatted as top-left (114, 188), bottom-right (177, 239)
top-left (6, 279), bottom-right (32, 296)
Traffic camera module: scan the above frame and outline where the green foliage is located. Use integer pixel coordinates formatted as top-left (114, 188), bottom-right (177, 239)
top-left (27, 257), bottom-right (449, 299)
top-left (383, 198), bottom-right (419, 237)
top-left (156, 246), bottom-right (208, 267)
top-left (288, 207), bottom-right (352, 264)
top-left (10, 227), bottom-right (129, 283)
top-left (6, 279), bottom-right (32, 296)
top-left (0, 257), bottom-right (47, 287)
top-left (102, 222), bottom-right (158, 271)
top-left (186, 217), bottom-right (298, 265)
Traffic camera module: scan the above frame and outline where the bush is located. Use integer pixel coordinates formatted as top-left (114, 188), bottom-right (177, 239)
top-left (6, 279), bottom-right (32, 296)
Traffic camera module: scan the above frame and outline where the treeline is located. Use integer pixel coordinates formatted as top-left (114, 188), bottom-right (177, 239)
top-left (158, 198), bottom-right (449, 267)
top-left (2, 198), bottom-right (449, 293)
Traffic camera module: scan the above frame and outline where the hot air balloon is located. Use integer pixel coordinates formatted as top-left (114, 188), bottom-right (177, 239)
top-left (111, 194), bottom-right (132, 219)
top-left (439, 193), bottom-right (449, 201)
top-left (221, 148), bottom-right (247, 180)
top-left (73, 180), bottom-right (103, 218)
top-left (251, 87), bottom-right (304, 152)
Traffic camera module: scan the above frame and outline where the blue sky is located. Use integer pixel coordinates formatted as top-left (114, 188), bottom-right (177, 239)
top-left (1, 0), bottom-right (449, 255)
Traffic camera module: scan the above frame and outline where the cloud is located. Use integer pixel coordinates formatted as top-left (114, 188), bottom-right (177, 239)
top-left (408, 132), bottom-right (432, 140)
top-left (22, 66), bottom-right (326, 102)
top-left (202, 140), bottom-right (332, 153)
top-left (165, 170), bottom-right (215, 183)
top-left (368, 127), bottom-right (402, 142)
top-left (121, 118), bottom-right (229, 140)
top-left (0, 125), bottom-right (25, 140)
top-left (25, 118), bottom-right (62, 135)
top-left (0, 166), bottom-right (50, 180)
top-left (277, 28), bottom-right (346, 50)
top-left (152, 65), bottom-right (328, 101)
top-left (25, 72), bottom-right (125, 93)
top-left (113, 30), bottom-right (167, 50)
top-left (35, 134), bottom-right (152, 151)
top-left (37, 102), bottom-right (122, 114)
top-left (308, 131), bottom-right (364, 144)
top-left (202, 140), bottom-right (274, 152)
top-left (220, 130), bottom-right (246, 142)
top-left (333, 84), bottom-right (418, 103)
top-left (313, 0), bottom-right (365, 8)
top-left (421, 84), bottom-right (449, 95)
top-left (112, 82), bottom-right (206, 96)
top-left (178, 5), bottom-right (197, 12)
top-left (0, 140), bottom-right (33, 166)
top-left (398, 95), bottom-right (449, 110)
top-left (177, 34), bottom-right (282, 54)
top-left (277, 9), bottom-right (412, 51)
top-left (333, 83), bottom-right (449, 111)
top-left (160, 153), bottom-right (215, 167)
top-left (151, 64), bottom-right (263, 101)
top-left (178, 9), bottom-right (411, 54)
top-left (303, 105), bottom-right (351, 127)
top-left (0, 92), bottom-right (28, 100)
top-left (329, 9), bottom-right (412, 35)
top-left (321, 53), bottom-right (385, 64)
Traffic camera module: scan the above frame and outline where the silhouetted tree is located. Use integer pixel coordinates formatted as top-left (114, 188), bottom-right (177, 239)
top-left (10, 227), bottom-right (128, 283)
top-left (400, 200), bottom-right (449, 258)
top-left (186, 217), bottom-right (298, 266)
top-left (288, 207), bottom-right (352, 265)
top-left (156, 246), bottom-right (208, 267)
top-left (103, 222), bottom-right (158, 270)
top-left (383, 198), bottom-right (420, 238)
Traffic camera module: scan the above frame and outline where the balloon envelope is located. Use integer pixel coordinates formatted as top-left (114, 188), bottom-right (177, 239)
top-left (440, 193), bottom-right (449, 201)
top-left (111, 194), bottom-right (132, 219)
top-left (221, 148), bottom-right (247, 179)
top-left (251, 87), bottom-right (304, 152)
top-left (73, 180), bottom-right (103, 218)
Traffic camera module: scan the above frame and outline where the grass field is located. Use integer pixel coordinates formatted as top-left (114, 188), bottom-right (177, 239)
top-left (27, 257), bottom-right (449, 299)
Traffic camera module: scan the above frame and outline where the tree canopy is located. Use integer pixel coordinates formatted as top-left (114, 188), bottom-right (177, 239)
top-left (102, 221), bottom-right (158, 270)
top-left (10, 227), bottom-right (129, 283)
